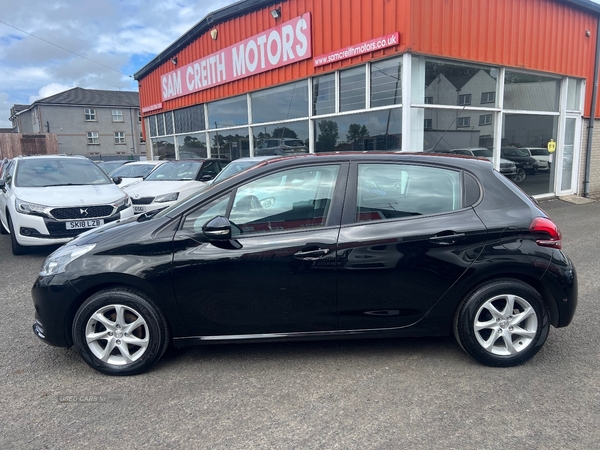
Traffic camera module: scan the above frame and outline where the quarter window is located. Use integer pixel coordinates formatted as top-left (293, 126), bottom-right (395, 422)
top-left (112, 109), bottom-right (124, 122)
top-left (84, 108), bottom-right (96, 121)
top-left (87, 131), bottom-right (99, 144)
top-left (356, 164), bottom-right (461, 222)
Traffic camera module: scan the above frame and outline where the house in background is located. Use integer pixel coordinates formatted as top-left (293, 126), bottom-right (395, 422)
top-left (9, 87), bottom-right (146, 159)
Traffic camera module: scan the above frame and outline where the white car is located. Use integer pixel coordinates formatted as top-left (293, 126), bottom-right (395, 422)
top-left (124, 159), bottom-right (228, 214)
top-left (0, 155), bottom-right (134, 255)
top-left (109, 160), bottom-right (167, 188)
top-left (519, 147), bottom-right (551, 171)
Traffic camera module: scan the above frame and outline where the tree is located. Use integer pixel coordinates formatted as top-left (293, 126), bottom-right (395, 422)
top-left (271, 126), bottom-right (298, 139)
top-left (316, 120), bottom-right (338, 152)
top-left (346, 124), bottom-right (369, 143)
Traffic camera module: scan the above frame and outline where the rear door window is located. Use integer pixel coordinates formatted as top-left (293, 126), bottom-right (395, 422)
top-left (355, 164), bottom-right (461, 222)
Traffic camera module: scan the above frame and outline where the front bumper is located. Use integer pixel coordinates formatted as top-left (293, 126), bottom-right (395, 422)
top-left (31, 275), bottom-right (82, 347)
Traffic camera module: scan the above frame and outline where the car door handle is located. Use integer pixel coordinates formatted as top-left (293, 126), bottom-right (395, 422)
top-left (429, 233), bottom-right (466, 245)
top-left (293, 248), bottom-right (330, 260)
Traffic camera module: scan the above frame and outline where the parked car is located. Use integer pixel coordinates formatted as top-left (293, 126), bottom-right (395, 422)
top-left (254, 138), bottom-right (308, 156)
top-left (519, 147), bottom-right (551, 171)
top-left (124, 159), bottom-right (229, 214)
top-left (96, 160), bottom-right (133, 175)
top-left (109, 160), bottom-right (167, 188)
top-left (0, 155), bottom-right (133, 255)
top-left (0, 158), bottom-right (11, 179)
top-left (500, 147), bottom-right (540, 179)
top-left (451, 148), bottom-right (517, 177)
top-left (32, 153), bottom-right (577, 375)
top-left (209, 156), bottom-right (282, 185)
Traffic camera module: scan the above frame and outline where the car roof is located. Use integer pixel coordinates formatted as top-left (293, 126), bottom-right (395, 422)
top-left (124, 160), bottom-right (166, 165)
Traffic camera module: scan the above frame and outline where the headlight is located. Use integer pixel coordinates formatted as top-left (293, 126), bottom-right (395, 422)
top-left (15, 198), bottom-right (49, 217)
top-left (112, 195), bottom-right (132, 210)
top-left (40, 244), bottom-right (96, 277)
top-left (154, 192), bottom-right (179, 203)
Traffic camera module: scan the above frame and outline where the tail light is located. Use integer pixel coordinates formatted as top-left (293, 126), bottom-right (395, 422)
top-left (530, 217), bottom-right (562, 249)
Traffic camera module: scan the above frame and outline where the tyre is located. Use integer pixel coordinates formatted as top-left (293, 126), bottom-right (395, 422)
top-left (0, 217), bottom-right (7, 235)
top-left (7, 213), bottom-right (27, 255)
top-left (72, 288), bottom-right (170, 376)
top-left (453, 279), bottom-right (550, 367)
top-left (511, 168), bottom-right (526, 183)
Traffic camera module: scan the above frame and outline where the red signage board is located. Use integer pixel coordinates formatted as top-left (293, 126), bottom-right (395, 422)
top-left (161, 13), bottom-right (312, 101)
top-left (313, 33), bottom-right (399, 67)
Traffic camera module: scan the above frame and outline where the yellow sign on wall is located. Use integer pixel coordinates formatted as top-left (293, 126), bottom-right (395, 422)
top-left (548, 138), bottom-right (556, 153)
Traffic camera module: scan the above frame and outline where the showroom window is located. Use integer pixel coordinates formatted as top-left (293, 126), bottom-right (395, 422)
top-left (112, 109), bottom-right (124, 122)
top-left (165, 112), bottom-right (174, 135)
top-left (87, 131), bottom-right (99, 144)
top-left (157, 114), bottom-right (165, 136)
top-left (208, 95), bottom-right (248, 128)
top-left (84, 108), bottom-right (96, 121)
top-left (312, 73), bottom-right (336, 115)
top-left (174, 105), bottom-right (205, 133)
top-left (371, 57), bottom-right (402, 108)
top-left (504, 71), bottom-right (560, 112)
top-left (177, 132), bottom-right (207, 159)
top-left (209, 127), bottom-right (250, 160)
top-left (315, 109), bottom-right (402, 152)
top-left (252, 120), bottom-right (308, 154)
top-left (148, 115), bottom-right (157, 137)
top-left (252, 80), bottom-right (308, 123)
top-left (340, 66), bottom-right (366, 112)
top-left (152, 136), bottom-right (175, 160)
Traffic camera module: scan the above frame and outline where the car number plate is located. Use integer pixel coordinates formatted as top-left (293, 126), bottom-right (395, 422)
top-left (66, 219), bottom-right (104, 230)
top-left (134, 206), bottom-right (146, 214)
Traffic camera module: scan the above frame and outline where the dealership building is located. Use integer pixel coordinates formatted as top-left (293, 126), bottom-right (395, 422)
top-left (134, 0), bottom-right (600, 199)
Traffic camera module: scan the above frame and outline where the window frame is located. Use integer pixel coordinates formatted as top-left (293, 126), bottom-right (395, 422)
top-left (481, 92), bottom-right (495, 104)
top-left (458, 94), bottom-right (472, 106)
top-left (87, 131), bottom-right (99, 145)
top-left (478, 114), bottom-right (493, 126)
top-left (114, 131), bottom-right (126, 144)
top-left (112, 109), bottom-right (124, 122)
top-left (457, 117), bottom-right (471, 128)
top-left (84, 108), bottom-right (97, 122)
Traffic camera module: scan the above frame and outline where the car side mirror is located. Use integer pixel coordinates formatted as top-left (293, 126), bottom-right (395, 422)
top-left (203, 215), bottom-right (232, 240)
top-left (202, 216), bottom-right (242, 249)
top-left (112, 176), bottom-right (122, 185)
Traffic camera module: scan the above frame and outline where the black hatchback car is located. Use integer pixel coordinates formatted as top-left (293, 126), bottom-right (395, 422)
top-left (31, 153), bottom-right (577, 375)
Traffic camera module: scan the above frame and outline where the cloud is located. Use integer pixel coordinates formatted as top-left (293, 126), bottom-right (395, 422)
top-left (0, 0), bottom-right (238, 128)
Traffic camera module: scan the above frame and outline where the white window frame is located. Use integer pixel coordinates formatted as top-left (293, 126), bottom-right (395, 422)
top-left (457, 117), bottom-right (470, 128)
top-left (112, 109), bottom-right (124, 122)
top-left (84, 108), bottom-right (96, 121)
top-left (114, 131), bottom-right (126, 144)
top-left (481, 92), bottom-right (495, 104)
top-left (458, 94), bottom-right (472, 106)
top-left (87, 131), bottom-right (99, 144)
top-left (479, 114), bottom-right (493, 126)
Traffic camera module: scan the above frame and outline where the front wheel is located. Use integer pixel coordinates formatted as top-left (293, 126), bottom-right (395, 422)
top-left (72, 288), bottom-right (170, 376)
top-left (7, 213), bottom-right (27, 255)
top-left (453, 279), bottom-right (550, 367)
top-left (511, 168), bottom-right (526, 183)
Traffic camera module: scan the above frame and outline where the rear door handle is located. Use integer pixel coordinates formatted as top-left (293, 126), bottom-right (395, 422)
top-left (294, 248), bottom-right (330, 260)
top-left (429, 233), bottom-right (466, 245)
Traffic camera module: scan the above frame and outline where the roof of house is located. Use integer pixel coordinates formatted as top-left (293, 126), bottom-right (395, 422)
top-left (33, 87), bottom-right (139, 107)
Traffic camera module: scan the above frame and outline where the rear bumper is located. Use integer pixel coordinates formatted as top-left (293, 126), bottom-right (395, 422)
top-left (542, 250), bottom-right (577, 328)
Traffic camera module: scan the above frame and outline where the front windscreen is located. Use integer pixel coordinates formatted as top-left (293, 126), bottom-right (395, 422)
top-left (145, 161), bottom-right (202, 181)
top-left (472, 149), bottom-right (493, 157)
top-left (111, 163), bottom-right (158, 178)
top-left (15, 158), bottom-right (111, 187)
top-left (212, 160), bottom-right (263, 184)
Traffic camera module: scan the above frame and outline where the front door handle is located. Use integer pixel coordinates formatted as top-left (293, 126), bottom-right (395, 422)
top-left (429, 233), bottom-right (466, 245)
top-left (294, 248), bottom-right (330, 260)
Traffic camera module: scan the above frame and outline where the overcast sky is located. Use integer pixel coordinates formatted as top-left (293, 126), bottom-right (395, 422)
top-left (0, 0), bottom-right (237, 128)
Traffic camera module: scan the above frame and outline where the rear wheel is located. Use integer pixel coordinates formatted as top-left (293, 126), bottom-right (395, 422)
top-left (7, 213), bottom-right (26, 255)
top-left (511, 168), bottom-right (526, 183)
top-left (453, 279), bottom-right (549, 367)
top-left (72, 288), bottom-right (170, 376)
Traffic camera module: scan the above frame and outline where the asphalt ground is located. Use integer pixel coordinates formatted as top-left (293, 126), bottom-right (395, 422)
top-left (0, 198), bottom-right (599, 449)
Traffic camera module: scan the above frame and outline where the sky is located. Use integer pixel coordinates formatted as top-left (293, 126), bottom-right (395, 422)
top-left (0, 0), bottom-right (238, 129)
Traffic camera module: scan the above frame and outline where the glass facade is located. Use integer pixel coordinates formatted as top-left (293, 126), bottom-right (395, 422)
top-left (145, 54), bottom-right (581, 197)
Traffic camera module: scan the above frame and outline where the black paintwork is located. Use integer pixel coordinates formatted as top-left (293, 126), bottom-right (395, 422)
top-left (31, 153), bottom-right (577, 348)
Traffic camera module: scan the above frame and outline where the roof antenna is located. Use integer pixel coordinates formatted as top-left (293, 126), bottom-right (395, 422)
top-left (430, 105), bottom-right (466, 152)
